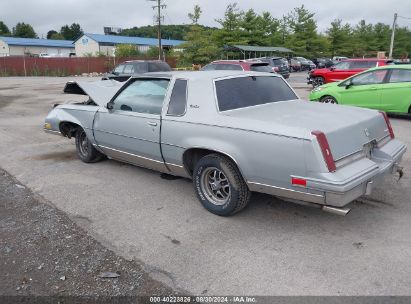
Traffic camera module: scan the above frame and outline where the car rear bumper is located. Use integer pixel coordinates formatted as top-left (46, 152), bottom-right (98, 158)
top-left (307, 139), bottom-right (406, 207)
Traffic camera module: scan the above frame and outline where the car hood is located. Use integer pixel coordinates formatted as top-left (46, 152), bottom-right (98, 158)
top-left (63, 80), bottom-right (125, 107)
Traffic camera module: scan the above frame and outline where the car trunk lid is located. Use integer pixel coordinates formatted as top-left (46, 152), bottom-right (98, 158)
top-left (223, 100), bottom-right (391, 161)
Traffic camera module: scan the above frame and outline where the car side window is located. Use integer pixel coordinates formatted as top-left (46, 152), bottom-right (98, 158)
top-left (201, 64), bottom-right (217, 71)
top-left (334, 61), bottom-right (350, 70)
top-left (167, 79), bottom-right (187, 116)
top-left (389, 69), bottom-right (411, 83)
top-left (350, 61), bottom-right (377, 69)
top-left (113, 64), bottom-right (125, 73)
top-left (133, 63), bottom-right (148, 73)
top-left (123, 64), bottom-right (134, 74)
top-left (351, 70), bottom-right (388, 85)
top-left (112, 79), bottom-right (170, 115)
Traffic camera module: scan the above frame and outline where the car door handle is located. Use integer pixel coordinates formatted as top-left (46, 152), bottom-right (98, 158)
top-left (147, 121), bottom-right (158, 126)
top-left (369, 87), bottom-right (378, 90)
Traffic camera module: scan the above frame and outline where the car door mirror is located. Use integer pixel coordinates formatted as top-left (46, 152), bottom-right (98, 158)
top-left (345, 80), bottom-right (353, 89)
top-left (330, 66), bottom-right (335, 71)
top-left (106, 101), bottom-right (114, 110)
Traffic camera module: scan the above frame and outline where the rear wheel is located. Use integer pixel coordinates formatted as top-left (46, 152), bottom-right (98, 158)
top-left (75, 128), bottom-right (105, 163)
top-left (312, 76), bottom-right (325, 88)
top-left (193, 154), bottom-right (251, 216)
top-left (320, 95), bottom-right (338, 104)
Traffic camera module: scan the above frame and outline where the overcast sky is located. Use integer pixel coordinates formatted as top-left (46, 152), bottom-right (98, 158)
top-left (2, 0), bottom-right (411, 39)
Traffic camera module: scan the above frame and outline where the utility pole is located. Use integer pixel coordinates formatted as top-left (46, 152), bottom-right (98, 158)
top-left (389, 13), bottom-right (398, 59)
top-left (149, 0), bottom-right (166, 60)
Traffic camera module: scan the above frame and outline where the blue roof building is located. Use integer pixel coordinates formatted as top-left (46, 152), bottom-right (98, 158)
top-left (74, 33), bottom-right (184, 57)
top-left (0, 36), bottom-right (75, 56)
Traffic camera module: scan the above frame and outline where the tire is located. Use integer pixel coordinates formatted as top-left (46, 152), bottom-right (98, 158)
top-left (312, 76), bottom-right (325, 88)
top-left (320, 95), bottom-right (338, 104)
top-left (193, 154), bottom-right (251, 216)
top-left (75, 128), bottom-right (105, 163)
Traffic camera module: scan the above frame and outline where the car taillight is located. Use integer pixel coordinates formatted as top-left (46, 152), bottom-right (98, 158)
top-left (379, 111), bottom-right (395, 139)
top-left (311, 130), bottom-right (337, 172)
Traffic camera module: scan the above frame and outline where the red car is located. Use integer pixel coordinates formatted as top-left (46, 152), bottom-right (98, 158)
top-left (308, 58), bottom-right (392, 87)
top-left (201, 60), bottom-right (272, 72)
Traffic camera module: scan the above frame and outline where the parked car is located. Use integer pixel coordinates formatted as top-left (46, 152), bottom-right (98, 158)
top-left (201, 60), bottom-right (272, 72)
top-left (291, 57), bottom-right (316, 71)
top-left (312, 58), bottom-right (334, 69)
top-left (44, 71), bottom-right (406, 216)
top-left (310, 65), bottom-right (411, 114)
top-left (248, 57), bottom-right (290, 78)
top-left (332, 56), bottom-right (349, 64)
top-left (102, 60), bottom-right (172, 82)
top-left (308, 58), bottom-right (393, 87)
top-left (289, 58), bottom-right (302, 72)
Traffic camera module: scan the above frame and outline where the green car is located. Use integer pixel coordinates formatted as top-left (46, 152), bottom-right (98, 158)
top-left (309, 65), bottom-right (411, 114)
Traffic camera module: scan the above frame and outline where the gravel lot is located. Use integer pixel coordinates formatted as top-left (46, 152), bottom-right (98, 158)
top-left (0, 73), bottom-right (410, 296)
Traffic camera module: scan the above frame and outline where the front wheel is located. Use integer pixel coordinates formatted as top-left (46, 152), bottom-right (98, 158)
top-left (320, 95), bottom-right (338, 104)
top-left (312, 76), bottom-right (325, 88)
top-left (193, 154), bottom-right (251, 216)
top-left (75, 128), bottom-right (105, 163)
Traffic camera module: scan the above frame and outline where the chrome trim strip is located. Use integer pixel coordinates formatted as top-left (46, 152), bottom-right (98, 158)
top-left (247, 181), bottom-right (325, 205)
top-left (165, 162), bottom-right (190, 178)
top-left (99, 145), bottom-right (164, 164)
top-left (98, 145), bottom-right (168, 173)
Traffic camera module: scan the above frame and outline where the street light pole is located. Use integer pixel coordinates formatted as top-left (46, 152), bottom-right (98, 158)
top-left (389, 13), bottom-right (398, 59)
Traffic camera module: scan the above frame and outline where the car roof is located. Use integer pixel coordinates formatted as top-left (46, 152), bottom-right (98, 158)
top-left (140, 70), bottom-right (279, 80)
top-left (366, 64), bottom-right (411, 71)
top-left (340, 58), bottom-right (390, 62)
top-left (122, 60), bottom-right (165, 64)
top-left (210, 60), bottom-right (268, 66)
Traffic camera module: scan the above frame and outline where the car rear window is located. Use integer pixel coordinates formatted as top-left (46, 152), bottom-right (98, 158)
top-left (215, 76), bottom-right (298, 111)
top-left (250, 64), bottom-right (271, 72)
top-left (148, 62), bottom-right (172, 72)
top-left (272, 59), bottom-right (284, 66)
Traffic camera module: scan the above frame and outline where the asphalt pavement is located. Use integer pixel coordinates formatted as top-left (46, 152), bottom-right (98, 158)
top-left (0, 74), bottom-right (410, 295)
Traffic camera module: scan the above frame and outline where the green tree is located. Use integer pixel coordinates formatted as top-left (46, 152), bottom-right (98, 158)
top-left (60, 23), bottom-right (83, 40)
top-left (326, 19), bottom-right (352, 56)
top-left (13, 22), bottom-right (37, 38)
top-left (351, 20), bottom-right (377, 56)
top-left (115, 44), bottom-right (141, 57)
top-left (285, 5), bottom-right (319, 57)
top-left (47, 30), bottom-right (64, 40)
top-left (0, 21), bottom-right (11, 36)
top-left (188, 4), bottom-right (202, 24)
top-left (180, 5), bottom-right (219, 65)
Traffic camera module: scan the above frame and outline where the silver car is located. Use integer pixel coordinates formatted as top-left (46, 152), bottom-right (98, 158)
top-left (44, 71), bottom-right (406, 216)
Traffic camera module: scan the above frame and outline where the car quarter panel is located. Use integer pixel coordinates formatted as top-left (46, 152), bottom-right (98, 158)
top-left (161, 119), bottom-right (308, 190)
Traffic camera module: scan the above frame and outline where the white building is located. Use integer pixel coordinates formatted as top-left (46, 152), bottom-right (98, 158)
top-left (0, 37), bottom-right (75, 57)
top-left (74, 33), bottom-right (184, 57)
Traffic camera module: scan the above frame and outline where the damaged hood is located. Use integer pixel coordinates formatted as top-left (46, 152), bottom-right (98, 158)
top-left (63, 80), bottom-right (125, 107)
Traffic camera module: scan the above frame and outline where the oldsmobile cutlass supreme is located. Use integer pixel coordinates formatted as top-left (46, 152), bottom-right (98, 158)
top-left (44, 71), bottom-right (406, 216)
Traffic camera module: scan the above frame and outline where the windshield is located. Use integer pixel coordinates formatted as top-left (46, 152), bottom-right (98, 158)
top-left (215, 76), bottom-right (298, 111)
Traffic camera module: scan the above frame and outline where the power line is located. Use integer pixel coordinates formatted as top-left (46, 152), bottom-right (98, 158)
top-left (397, 15), bottom-right (411, 20)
